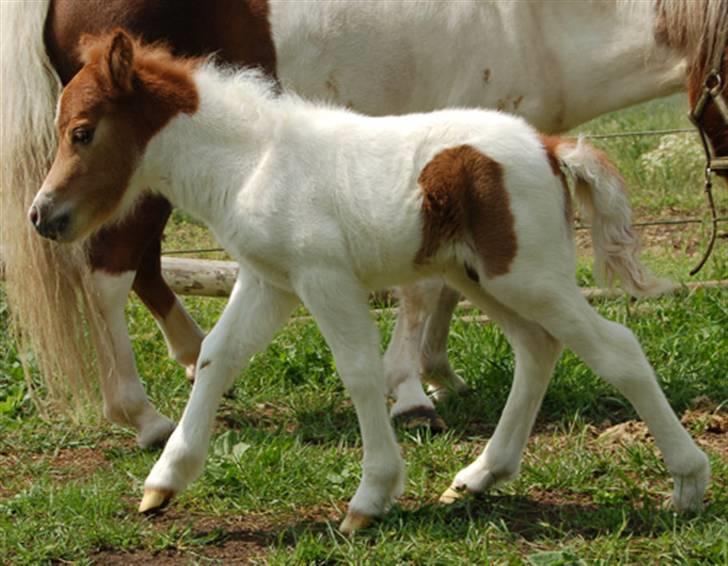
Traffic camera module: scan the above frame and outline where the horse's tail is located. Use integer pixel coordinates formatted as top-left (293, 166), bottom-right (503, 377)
top-left (554, 138), bottom-right (672, 298)
top-left (0, 1), bottom-right (108, 417)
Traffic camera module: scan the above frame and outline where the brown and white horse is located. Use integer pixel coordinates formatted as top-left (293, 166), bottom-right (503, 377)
top-left (30, 29), bottom-right (708, 531)
top-left (1, 1), bottom-right (726, 445)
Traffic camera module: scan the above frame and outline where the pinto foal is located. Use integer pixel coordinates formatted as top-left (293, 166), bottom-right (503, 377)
top-left (32, 31), bottom-right (709, 531)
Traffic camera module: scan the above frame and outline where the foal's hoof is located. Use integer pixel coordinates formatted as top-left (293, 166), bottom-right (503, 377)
top-left (339, 510), bottom-right (375, 534)
top-left (671, 456), bottom-right (710, 513)
top-left (439, 484), bottom-right (467, 505)
top-left (393, 406), bottom-right (447, 433)
top-left (139, 487), bottom-right (175, 514)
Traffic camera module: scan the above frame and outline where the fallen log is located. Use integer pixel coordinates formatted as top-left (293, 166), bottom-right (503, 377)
top-left (161, 256), bottom-right (727, 308)
top-left (161, 256), bottom-right (238, 297)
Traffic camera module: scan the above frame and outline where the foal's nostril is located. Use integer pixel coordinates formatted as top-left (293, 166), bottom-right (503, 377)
top-left (29, 205), bottom-right (40, 226)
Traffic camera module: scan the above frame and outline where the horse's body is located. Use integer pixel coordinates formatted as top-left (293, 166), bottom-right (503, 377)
top-left (31, 31), bottom-right (709, 531)
top-left (1, 1), bottom-right (726, 445)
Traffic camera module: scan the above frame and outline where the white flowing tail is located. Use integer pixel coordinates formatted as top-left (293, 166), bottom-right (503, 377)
top-left (555, 139), bottom-right (672, 298)
top-left (0, 1), bottom-right (108, 415)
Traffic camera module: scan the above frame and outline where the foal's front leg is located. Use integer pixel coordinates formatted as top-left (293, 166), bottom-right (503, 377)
top-left (139, 271), bottom-right (298, 511)
top-left (296, 271), bottom-right (405, 533)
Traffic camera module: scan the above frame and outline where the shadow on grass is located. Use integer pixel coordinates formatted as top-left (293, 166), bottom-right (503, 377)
top-left (385, 493), bottom-right (700, 541)
top-left (133, 491), bottom-right (710, 564)
top-left (218, 401), bottom-right (362, 445)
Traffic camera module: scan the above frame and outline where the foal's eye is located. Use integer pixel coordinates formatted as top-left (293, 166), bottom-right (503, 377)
top-left (71, 127), bottom-right (94, 146)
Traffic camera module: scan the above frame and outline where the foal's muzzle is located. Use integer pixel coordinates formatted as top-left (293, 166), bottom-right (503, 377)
top-left (29, 193), bottom-right (71, 241)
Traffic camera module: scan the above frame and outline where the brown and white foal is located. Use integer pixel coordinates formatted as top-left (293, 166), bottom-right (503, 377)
top-left (31, 31), bottom-right (709, 532)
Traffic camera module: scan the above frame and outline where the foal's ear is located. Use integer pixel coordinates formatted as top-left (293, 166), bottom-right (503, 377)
top-left (106, 30), bottom-right (135, 94)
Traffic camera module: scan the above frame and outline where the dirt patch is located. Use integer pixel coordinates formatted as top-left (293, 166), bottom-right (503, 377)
top-left (91, 505), bottom-right (341, 565)
top-left (596, 420), bottom-right (651, 446)
top-left (0, 444), bottom-right (114, 498)
top-left (583, 408), bottom-right (728, 459)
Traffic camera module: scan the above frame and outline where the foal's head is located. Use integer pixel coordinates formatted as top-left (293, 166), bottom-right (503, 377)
top-left (30, 29), bottom-right (198, 242)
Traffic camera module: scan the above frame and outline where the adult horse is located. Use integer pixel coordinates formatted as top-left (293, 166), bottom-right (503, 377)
top-left (1, 0), bottom-right (726, 446)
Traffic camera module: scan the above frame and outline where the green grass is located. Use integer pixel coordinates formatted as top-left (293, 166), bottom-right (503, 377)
top-left (1, 95), bottom-right (727, 564)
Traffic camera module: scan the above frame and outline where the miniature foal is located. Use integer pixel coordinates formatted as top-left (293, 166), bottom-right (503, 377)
top-left (31, 31), bottom-right (709, 532)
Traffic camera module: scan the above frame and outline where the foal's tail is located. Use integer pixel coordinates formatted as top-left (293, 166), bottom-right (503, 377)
top-left (1, 0), bottom-right (108, 416)
top-left (554, 139), bottom-right (672, 298)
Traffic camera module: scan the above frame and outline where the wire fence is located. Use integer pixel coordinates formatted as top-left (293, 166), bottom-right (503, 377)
top-left (161, 125), bottom-right (725, 257)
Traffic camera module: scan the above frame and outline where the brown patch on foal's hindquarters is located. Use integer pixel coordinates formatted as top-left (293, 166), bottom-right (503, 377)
top-left (416, 145), bottom-right (517, 277)
top-left (539, 135), bottom-right (574, 226)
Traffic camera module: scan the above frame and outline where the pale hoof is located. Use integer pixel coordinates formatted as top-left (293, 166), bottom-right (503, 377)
top-left (392, 406), bottom-right (447, 433)
top-left (139, 487), bottom-right (174, 513)
top-left (339, 510), bottom-right (375, 534)
top-left (439, 485), bottom-right (466, 505)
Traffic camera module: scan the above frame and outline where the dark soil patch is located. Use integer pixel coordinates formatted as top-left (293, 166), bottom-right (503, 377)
top-left (91, 505), bottom-right (340, 565)
top-left (0, 444), bottom-right (113, 498)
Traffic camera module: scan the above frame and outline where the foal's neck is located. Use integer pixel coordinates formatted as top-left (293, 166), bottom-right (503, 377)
top-left (137, 66), bottom-right (277, 226)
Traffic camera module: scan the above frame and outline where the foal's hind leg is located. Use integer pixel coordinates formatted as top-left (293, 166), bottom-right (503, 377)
top-left (439, 277), bottom-right (562, 502)
top-left (494, 282), bottom-right (709, 511)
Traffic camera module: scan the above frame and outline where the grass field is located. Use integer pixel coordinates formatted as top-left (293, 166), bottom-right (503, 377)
top-left (1, 95), bottom-right (727, 564)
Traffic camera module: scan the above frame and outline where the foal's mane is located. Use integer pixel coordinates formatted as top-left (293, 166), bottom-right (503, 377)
top-left (77, 30), bottom-right (199, 73)
top-left (76, 29), bottom-right (278, 110)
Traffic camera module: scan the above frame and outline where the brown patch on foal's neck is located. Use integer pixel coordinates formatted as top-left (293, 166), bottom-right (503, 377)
top-left (416, 145), bottom-right (517, 278)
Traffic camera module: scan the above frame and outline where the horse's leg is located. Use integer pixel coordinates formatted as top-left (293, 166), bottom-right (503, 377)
top-left (140, 270), bottom-right (298, 511)
top-left (91, 269), bottom-right (176, 448)
top-left (454, 277), bottom-right (709, 511)
top-left (297, 271), bottom-right (405, 533)
top-left (386, 279), bottom-right (468, 430)
top-left (88, 195), bottom-right (177, 448)
top-left (132, 238), bottom-right (204, 381)
top-left (385, 280), bottom-right (445, 430)
top-left (420, 283), bottom-right (469, 400)
top-left (438, 276), bottom-right (562, 502)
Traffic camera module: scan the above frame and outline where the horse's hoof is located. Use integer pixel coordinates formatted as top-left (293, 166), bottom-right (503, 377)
top-left (185, 364), bottom-right (196, 382)
top-left (439, 484), bottom-right (466, 505)
top-left (392, 406), bottom-right (447, 433)
top-left (339, 510), bottom-right (375, 534)
top-left (136, 416), bottom-right (176, 450)
top-left (139, 487), bottom-right (174, 513)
